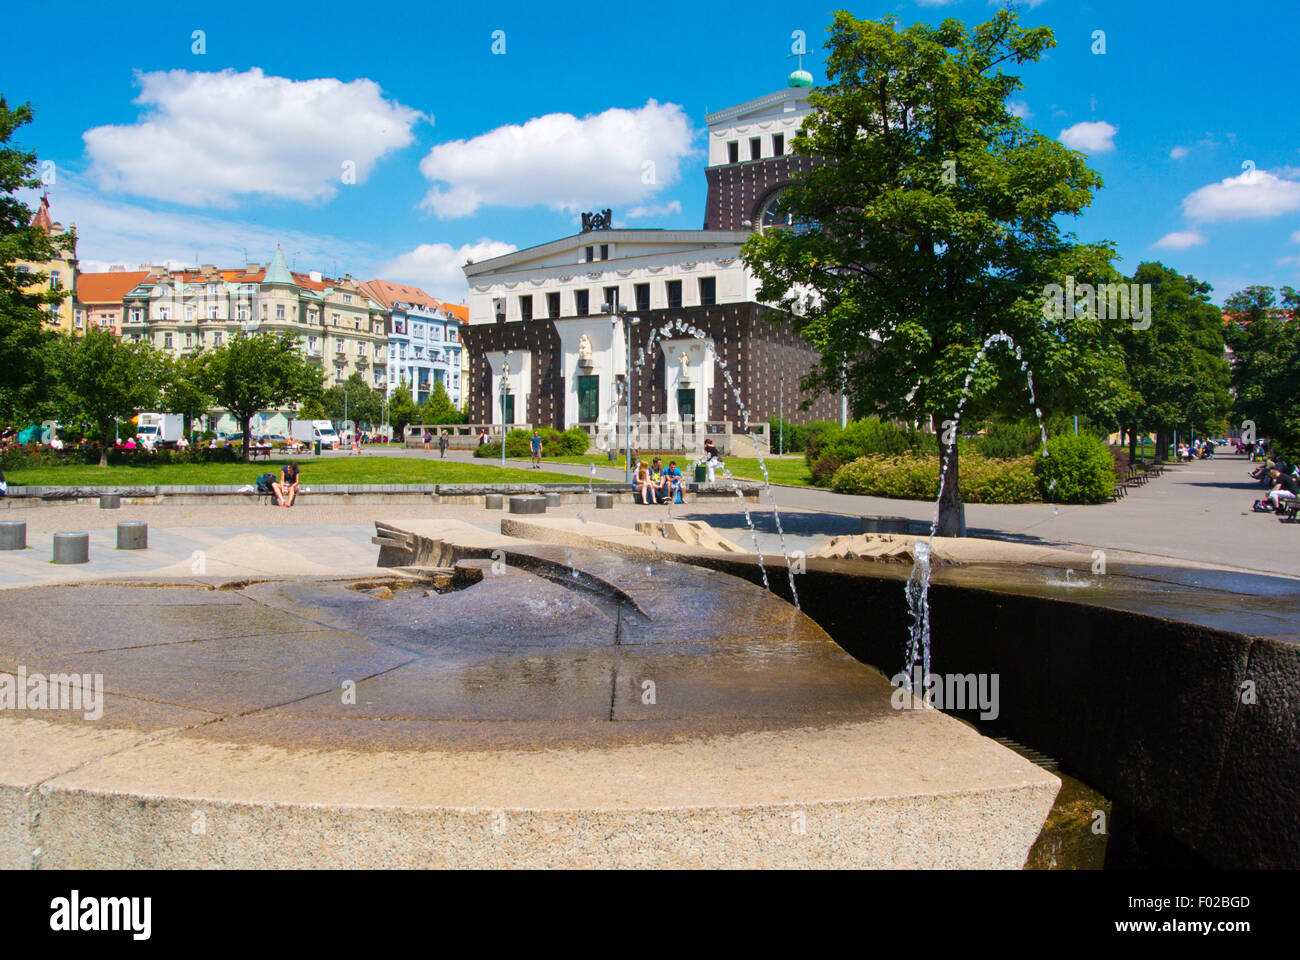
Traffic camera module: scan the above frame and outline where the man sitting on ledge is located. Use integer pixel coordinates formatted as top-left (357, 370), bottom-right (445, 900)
top-left (274, 461), bottom-right (301, 507)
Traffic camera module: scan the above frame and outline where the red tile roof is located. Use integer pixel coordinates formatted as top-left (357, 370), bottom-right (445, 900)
top-left (76, 271), bottom-right (151, 304)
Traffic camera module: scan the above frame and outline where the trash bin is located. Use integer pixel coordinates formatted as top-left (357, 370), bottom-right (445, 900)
top-left (313, 440), bottom-right (321, 456)
top-left (694, 464), bottom-right (708, 483)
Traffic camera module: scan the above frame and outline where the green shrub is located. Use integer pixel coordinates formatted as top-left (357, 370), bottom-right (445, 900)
top-left (806, 418), bottom-right (935, 485)
top-left (473, 427), bottom-right (582, 459)
top-left (771, 418), bottom-right (836, 454)
top-left (830, 453), bottom-right (1041, 504)
top-left (561, 426), bottom-right (591, 455)
top-left (977, 420), bottom-right (1046, 459)
top-left (1034, 433), bottom-right (1115, 503)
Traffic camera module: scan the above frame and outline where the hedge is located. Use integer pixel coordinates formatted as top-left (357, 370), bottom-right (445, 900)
top-left (830, 453), bottom-right (1040, 504)
top-left (0, 444), bottom-right (239, 470)
top-left (806, 418), bottom-right (935, 484)
top-left (473, 426), bottom-right (590, 459)
top-left (1034, 433), bottom-right (1116, 504)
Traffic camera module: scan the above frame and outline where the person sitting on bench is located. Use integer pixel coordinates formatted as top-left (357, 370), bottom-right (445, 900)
top-left (274, 461), bottom-right (301, 507)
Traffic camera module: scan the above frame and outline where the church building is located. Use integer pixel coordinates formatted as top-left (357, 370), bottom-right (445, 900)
top-left (460, 70), bottom-right (837, 449)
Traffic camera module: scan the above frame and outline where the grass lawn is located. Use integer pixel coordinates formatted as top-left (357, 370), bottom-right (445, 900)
top-left (721, 457), bottom-right (813, 486)
top-left (5, 457), bottom-right (593, 487)
top-left (520, 451), bottom-right (814, 486)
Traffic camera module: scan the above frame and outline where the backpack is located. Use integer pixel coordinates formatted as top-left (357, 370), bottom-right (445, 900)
top-left (256, 473), bottom-right (276, 493)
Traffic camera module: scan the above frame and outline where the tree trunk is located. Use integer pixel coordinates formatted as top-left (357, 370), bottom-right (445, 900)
top-left (99, 427), bottom-right (110, 467)
top-left (241, 415), bottom-right (252, 463)
top-left (935, 426), bottom-right (962, 537)
top-left (1128, 427), bottom-right (1137, 465)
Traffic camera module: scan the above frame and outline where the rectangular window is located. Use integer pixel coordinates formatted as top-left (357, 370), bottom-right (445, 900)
top-left (129, 308), bottom-right (143, 323)
top-left (585, 246), bottom-right (594, 263)
top-left (185, 332), bottom-right (193, 347)
top-left (164, 333), bottom-right (173, 348)
top-left (214, 332), bottom-right (223, 346)
top-left (519, 295), bottom-right (533, 321)
top-left (575, 289), bottom-right (590, 316)
top-left (209, 305), bottom-right (219, 319)
top-left (727, 141), bottom-right (739, 164)
top-left (185, 306), bottom-right (195, 322)
top-left (342, 294), bottom-right (352, 304)
top-left (578, 375), bottom-right (600, 423)
top-left (750, 137), bottom-right (761, 160)
top-left (276, 304), bottom-right (285, 319)
top-left (699, 276), bottom-right (716, 307)
top-left (634, 283), bottom-right (650, 311)
top-left (602, 286), bottom-right (619, 313)
top-left (547, 292), bottom-right (560, 318)
top-left (600, 244), bottom-right (609, 261)
top-left (666, 280), bottom-right (683, 309)
top-left (773, 133), bottom-right (784, 156)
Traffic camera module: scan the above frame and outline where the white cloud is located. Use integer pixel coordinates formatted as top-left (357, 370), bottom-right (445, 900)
top-left (1170, 146), bottom-right (1190, 160)
top-left (1181, 168), bottom-right (1300, 222)
top-left (1291, 230), bottom-right (1300, 243)
top-left (624, 201), bottom-right (683, 220)
top-left (29, 181), bottom-right (376, 276)
top-left (378, 240), bottom-right (517, 301)
top-left (1152, 230), bottom-right (1206, 250)
top-left (1058, 121), bottom-right (1118, 153)
top-left (418, 100), bottom-right (696, 218)
top-left (84, 68), bottom-right (422, 207)
top-left (1008, 101), bottom-right (1032, 120)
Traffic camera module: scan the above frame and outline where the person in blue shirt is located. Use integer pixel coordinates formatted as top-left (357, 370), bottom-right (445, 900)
top-left (664, 460), bottom-right (684, 504)
top-left (530, 430), bottom-right (543, 469)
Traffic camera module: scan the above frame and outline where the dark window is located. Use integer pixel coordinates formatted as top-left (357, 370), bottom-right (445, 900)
top-left (547, 292), bottom-right (560, 319)
top-left (575, 289), bottom-right (590, 316)
top-left (666, 280), bottom-right (683, 309)
top-left (677, 388), bottom-right (696, 421)
top-left (699, 276), bottom-right (716, 307)
top-left (727, 141), bottom-right (739, 164)
top-left (519, 295), bottom-right (533, 322)
top-left (585, 246), bottom-right (594, 262)
top-left (634, 283), bottom-right (650, 311)
top-left (773, 133), bottom-right (784, 157)
top-left (602, 286), bottom-right (620, 312)
top-left (750, 137), bottom-right (761, 160)
top-left (600, 244), bottom-right (609, 260)
top-left (578, 375), bottom-right (600, 422)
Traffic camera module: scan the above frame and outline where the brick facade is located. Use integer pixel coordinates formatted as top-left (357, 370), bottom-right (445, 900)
top-left (703, 155), bottom-right (817, 231)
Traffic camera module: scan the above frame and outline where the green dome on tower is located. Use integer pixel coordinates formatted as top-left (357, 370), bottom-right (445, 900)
top-left (787, 69), bottom-right (813, 88)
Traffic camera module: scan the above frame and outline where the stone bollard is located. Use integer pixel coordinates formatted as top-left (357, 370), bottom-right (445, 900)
top-left (508, 495), bottom-right (547, 515)
top-left (117, 521), bottom-right (148, 550)
top-left (52, 532), bottom-right (90, 564)
top-left (861, 516), bottom-right (913, 535)
top-left (544, 492), bottom-right (563, 508)
top-left (484, 493), bottom-right (504, 510)
top-left (0, 521), bottom-right (26, 550)
top-left (595, 492), bottom-right (615, 510)
top-left (99, 493), bottom-right (121, 509)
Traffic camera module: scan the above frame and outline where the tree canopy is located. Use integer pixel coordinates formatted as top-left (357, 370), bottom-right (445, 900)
top-left (202, 333), bottom-right (323, 461)
top-left (742, 9), bottom-right (1128, 533)
top-left (1225, 285), bottom-right (1300, 459)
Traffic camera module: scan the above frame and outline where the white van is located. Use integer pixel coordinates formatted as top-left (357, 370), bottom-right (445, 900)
top-left (290, 419), bottom-right (340, 450)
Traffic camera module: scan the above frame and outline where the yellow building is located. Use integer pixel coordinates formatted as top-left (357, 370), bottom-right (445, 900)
top-left (16, 195), bottom-right (77, 334)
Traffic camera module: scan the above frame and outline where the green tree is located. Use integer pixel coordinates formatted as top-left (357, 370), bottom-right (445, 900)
top-left (420, 379), bottom-right (464, 425)
top-left (202, 333), bottom-right (323, 462)
top-left (741, 10), bottom-right (1129, 534)
top-left (49, 329), bottom-right (165, 465)
top-left (322, 371), bottom-right (383, 430)
top-left (297, 397), bottom-right (326, 420)
top-left (387, 381), bottom-right (419, 438)
top-left (1225, 289), bottom-right (1300, 459)
top-left (1115, 263), bottom-right (1231, 460)
top-left (160, 354), bottom-right (214, 438)
top-left (0, 100), bottom-right (63, 422)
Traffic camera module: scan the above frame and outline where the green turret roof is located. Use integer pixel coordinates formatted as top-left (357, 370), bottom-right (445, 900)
top-left (263, 245), bottom-right (294, 286)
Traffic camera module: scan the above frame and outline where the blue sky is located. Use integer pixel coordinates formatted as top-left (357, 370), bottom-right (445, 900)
top-left (2, 0), bottom-right (1297, 304)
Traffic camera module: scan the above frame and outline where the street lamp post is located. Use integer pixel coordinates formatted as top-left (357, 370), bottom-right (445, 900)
top-left (779, 376), bottom-right (784, 456)
top-left (500, 350), bottom-right (511, 470)
top-left (613, 304), bottom-right (639, 483)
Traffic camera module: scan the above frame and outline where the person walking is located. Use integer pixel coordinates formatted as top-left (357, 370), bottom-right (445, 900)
top-left (530, 430), bottom-right (543, 469)
top-left (423, 430), bottom-right (432, 452)
top-left (438, 430), bottom-right (449, 459)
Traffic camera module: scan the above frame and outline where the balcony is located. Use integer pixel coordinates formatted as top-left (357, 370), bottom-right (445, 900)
top-left (356, 354), bottom-right (369, 368)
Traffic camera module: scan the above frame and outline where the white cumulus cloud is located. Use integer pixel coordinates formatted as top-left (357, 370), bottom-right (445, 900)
top-left (84, 68), bottom-right (423, 207)
top-left (1170, 146), bottom-right (1190, 160)
top-left (1008, 101), bottom-right (1032, 120)
top-left (1181, 168), bottom-right (1300, 222)
top-left (1059, 121), bottom-right (1118, 153)
top-left (1152, 230), bottom-right (1207, 250)
top-left (418, 100), bottom-right (696, 218)
top-left (378, 240), bottom-right (517, 301)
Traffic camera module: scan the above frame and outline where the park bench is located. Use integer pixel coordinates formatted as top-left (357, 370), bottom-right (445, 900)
top-left (1280, 499), bottom-right (1300, 523)
top-left (249, 444), bottom-right (273, 461)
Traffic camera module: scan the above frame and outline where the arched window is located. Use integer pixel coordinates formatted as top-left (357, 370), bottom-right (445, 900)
top-left (757, 188), bottom-right (817, 235)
